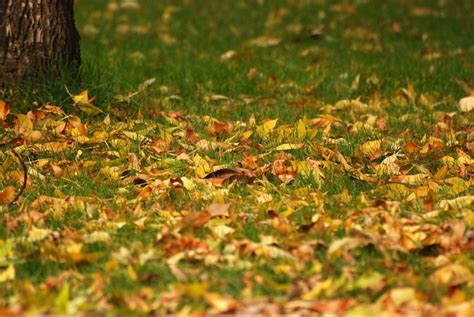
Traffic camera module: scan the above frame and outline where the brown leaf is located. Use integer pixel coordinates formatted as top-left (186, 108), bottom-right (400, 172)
top-left (455, 79), bottom-right (474, 96)
top-left (206, 203), bottom-right (230, 218)
top-left (440, 222), bottom-right (466, 252)
top-left (137, 186), bottom-right (153, 202)
top-left (312, 298), bottom-right (357, 314)
top-left (180, 211), bottom-right (212, 230)
top-left (206, 120), bottom-right (232, 136)
top-left (204, 168), bottom-right (255, 185)
top-left (272, 159), bottom-right (297, 183)
top-left (150, 139), bottom-right (171, 153)
top-left (50, 163), bottom-right (63, 179)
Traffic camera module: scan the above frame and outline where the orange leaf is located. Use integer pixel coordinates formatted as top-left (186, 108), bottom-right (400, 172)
top-left (0, 186), bottom-right (15, 203)
top-left (403, 142), bottom-right (420, 154)
top-left (0, 100), bottom-right (10, 121)
top-left (50, 163), bottom-right (63, 179)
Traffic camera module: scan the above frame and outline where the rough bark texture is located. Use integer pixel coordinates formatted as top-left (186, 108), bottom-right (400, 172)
top-left (0, 0), bottom-right (80, 87)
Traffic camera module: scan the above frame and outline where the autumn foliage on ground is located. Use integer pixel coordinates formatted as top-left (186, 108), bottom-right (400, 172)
top-left (1, 0), bottom-right (474, 315)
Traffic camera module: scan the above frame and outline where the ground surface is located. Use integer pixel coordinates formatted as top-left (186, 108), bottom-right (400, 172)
top-left (1, 0), bottom-right (474, 315)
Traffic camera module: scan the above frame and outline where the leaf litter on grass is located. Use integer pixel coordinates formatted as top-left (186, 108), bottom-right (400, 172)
top-left (0, 83), bottom-right (473, 315)
top-left (1, 0), bottom-right (474, 313)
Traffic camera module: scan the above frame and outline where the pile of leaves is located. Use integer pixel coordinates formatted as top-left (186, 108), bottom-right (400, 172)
top-left (0, 89), bottom-right (473, 315)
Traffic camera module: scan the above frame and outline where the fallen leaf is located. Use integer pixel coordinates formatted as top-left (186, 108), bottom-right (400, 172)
top-left (204, 168), bottom-right (255, 185)
top-left (15, 114), bottom-right (33, 134)
top-left (360, 140), bottom-right (382, 160)
top-left (0, 100), bottom-right (10, 121)
top-left (0, 264), bottom-right (15, 283)
top-left (256, 119), bottom-right (278, 138)
top-left (71, 90), bottom-right (103, 115)
top-left (28, 226), bottom-right (54, 242)
top-left (274, 143), bottom-right (303, 151)
top-left (206, 203), bottom-right (231, 217)
top-left (205, 292), bottom-right (239, 313)
top-left (328, 237), bottom-right (368, 256)
top-left (459, 96), bottom-right (474, 112)
top-left (272, 159), bottom-right (297, 183)
top-left (0, 187), bottom-right (15, 203)
top-left (249, 36), bottom-right (281, 47)
top-left (431, 264), bottom-right (473, 286)
top-left (439, 196), bottom-right (474, 210)
top-left (220, 50), bottom-right (239, 61)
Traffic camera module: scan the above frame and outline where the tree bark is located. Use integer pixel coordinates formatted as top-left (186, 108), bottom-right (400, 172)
top-left (0, 0), bottom-right (80, 87)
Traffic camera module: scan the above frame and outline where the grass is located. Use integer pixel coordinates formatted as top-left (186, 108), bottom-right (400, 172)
top-left (0, 0), bottom-right (473, 315)
top-left (74, 0), bottom-right (473, 118)
top-left (9, 0), bottom-right (469, 120)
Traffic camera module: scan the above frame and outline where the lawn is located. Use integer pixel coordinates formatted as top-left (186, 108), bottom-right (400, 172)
top-left (1, 0), bottom-right (473, 315)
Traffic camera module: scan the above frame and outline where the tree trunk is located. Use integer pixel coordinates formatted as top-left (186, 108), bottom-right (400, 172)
top-left (0, 0), bottom-right (80, 87)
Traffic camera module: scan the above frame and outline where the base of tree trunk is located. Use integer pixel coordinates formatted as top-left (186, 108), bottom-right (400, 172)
top-left (0, 0), bottom-right (80, 89)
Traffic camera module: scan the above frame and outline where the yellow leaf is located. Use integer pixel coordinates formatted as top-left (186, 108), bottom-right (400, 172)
top-left (194, 154), bottom-right (211, 178)
top-left (260, 244), bottom-right (294, 260)
top-left (0, 264), bottom-right (15, 283)
top-left (181, 177), bottom-right (195, 191)
top-left (99, 166), bottom-right (121, 181)
top-left (72, 90), bottom-right (90, 104)
top-left (303, 277), bottom-right (333, 300)
top-left (242, 130), bottom-right (253, 140)
top-left (439, 196), bottom-right (474, 210)
top-left (28, 226), bottom-right (54, 242)
top-left (376, 162), bottom-right (400, 177)
top-left (256, 119), bottom-right (278, 138)
top-left (401, 228), bottom-right (428, 250)
top-left (123, 131), bottom-right (148, 142)
top-left (456, 150), bottom-right (474, 166)
top-left (84, 231), bottom-right (110, 244)
top-left (208, 223), bottom-right (235, 239)
top-left (275, 143), bottom-right (303, 151)
top-left (103, 114), bottom-right (111, 126)
top-left (72, 90), bottom-right (103, 115)
top-left (392, 173), bottom-right (430, 185)
top-left (204, 292), bottom-right (238, 313)
top-left (256, 193), bottom-right (273, 204)
top-left (297, 119), bottom-right (306, 140)
top-left (359, 139), bottom-right (383, 160)
top-left (176, 282), bottom-right (209, 299)
top-left (15, 114), bottom-right (33, 133)
top-left (354, 272), bottom-right (384, 290)
top-left (431, 264), bottom-right (472, 286)
top-left (76, 102), bottom-right (103, 116)
top-left (390, 287), bottom-right (415, 306)
top-left (127, 265), bottom-right (138, 281)
top-left (0, 239), bottom-right (14, 263)
top-left (446, 178), bottom-right (469, 196)
top-left (249, 36), bottom-right (281, 47)
top-left (53, 284), bottom-right (70, 314)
